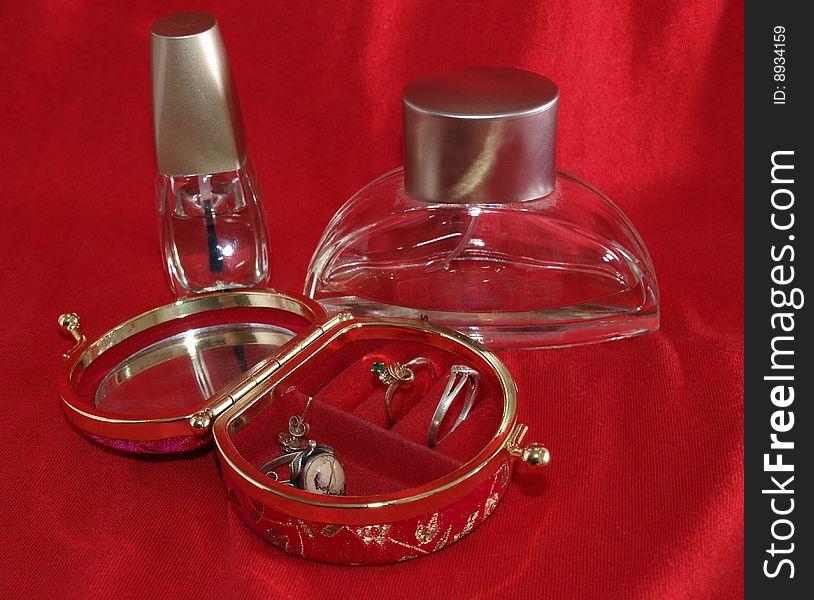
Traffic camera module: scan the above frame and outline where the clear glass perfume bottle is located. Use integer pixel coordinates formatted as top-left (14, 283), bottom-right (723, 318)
top-left (305, 68), bottom-right (658, 349)
top-left (151, 12), bottom-right (270, 296)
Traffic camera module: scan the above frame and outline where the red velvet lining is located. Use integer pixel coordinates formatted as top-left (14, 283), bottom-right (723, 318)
top-left (233, 340), bottom-right (503, 496)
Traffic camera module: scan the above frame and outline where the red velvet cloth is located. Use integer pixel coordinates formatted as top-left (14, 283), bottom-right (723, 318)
top-left (0, 1), bottom-right (743, 598)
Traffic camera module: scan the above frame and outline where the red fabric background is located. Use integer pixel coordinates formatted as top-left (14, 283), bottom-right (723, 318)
top-left (0, 1), bottom-right (743, 598)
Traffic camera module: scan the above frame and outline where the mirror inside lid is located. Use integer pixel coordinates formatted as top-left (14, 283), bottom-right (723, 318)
top-left (58, 290), bottom-right (327, 452)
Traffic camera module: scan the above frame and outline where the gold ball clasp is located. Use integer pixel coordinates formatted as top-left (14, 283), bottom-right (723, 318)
top-left (522, 445), bottom-right (550, 468)
top-left (58, 313), bottom-right (80, 330)
top-left (189, 410), bottom-right (212, 434)
top-left (506, 425), bottom-right (551, 469)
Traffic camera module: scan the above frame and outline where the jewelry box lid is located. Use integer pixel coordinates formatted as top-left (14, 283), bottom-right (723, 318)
top-left (57, 289), bottom-right (331, 452)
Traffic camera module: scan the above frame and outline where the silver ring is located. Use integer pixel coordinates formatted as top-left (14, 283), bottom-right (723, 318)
top-left (259, 440), bottom-right (346, 496)
top-left (428, 365), bottom-right (480, 448)
top-left (372, 358), bottom-right (435, 427)
top-left (260, 395), bottom-right (346, 495)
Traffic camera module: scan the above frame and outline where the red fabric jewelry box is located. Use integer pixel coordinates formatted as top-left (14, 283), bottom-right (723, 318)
top-left (57, 290), bottom-right (549, 564)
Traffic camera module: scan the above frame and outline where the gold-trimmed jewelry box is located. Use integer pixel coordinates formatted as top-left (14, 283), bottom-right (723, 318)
top-left (57, 289), bottom-right (549, 564)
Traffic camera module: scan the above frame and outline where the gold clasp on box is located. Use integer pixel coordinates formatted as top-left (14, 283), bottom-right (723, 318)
top-left (506, 423), bottom-right (550, 468)
top-left (58, 313), bottom-right (86, 358)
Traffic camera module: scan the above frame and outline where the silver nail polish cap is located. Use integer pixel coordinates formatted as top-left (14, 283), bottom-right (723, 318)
top-left (403, 67), bottom-right (559, 204)
top-left (151, 12), bottom-right (246, 177)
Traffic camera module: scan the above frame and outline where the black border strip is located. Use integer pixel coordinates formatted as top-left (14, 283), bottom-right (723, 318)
top-left (745, 2), bottom-right (811, 596)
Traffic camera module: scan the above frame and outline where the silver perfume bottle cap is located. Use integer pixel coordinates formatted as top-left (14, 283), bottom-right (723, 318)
top-left (403, 67), bottom-right (559, 203)
top-left (151, 12), bottom-right (246, 177)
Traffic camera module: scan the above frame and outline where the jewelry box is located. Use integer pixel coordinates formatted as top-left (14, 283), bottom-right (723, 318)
top-left (57, 289), bottom-right (549, 564)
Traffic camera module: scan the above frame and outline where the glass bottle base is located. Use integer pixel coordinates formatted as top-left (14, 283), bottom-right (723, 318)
top-left (157, 162), bottom-right (270, 298)
top-left (167, 277), bottom-right (269, 297)
top-left (311, 291), bottom-right (658, 349)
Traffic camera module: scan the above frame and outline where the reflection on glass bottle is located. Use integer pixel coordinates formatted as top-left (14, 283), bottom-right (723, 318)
top-left (158, 163), bottom-right (269, 295)
top-left (305, 68), bottom-right (659, 349)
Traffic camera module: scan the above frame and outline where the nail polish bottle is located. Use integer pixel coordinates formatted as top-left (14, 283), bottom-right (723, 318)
top-left (305, 68), bottom-right (659, 348)
top-left (151, 12), bottom-right (270, 297)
